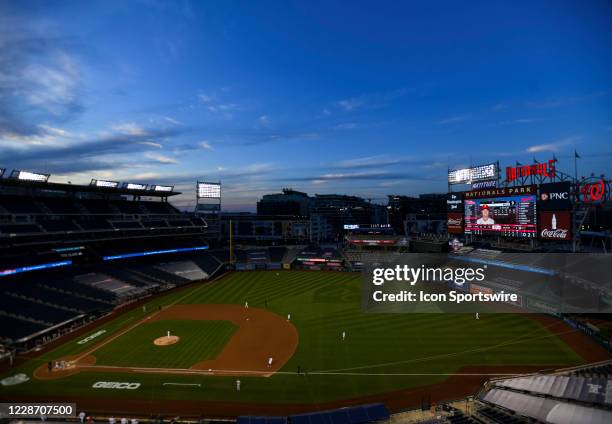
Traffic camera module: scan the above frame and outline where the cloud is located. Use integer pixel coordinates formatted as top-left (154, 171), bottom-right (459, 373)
top-left (139, 141), bottom-right (163, 149)
top-left (526, 136), bottom-right (582, 153)
top-left (316, 171), bottom-right (390, 181)
top-left (435, 115), bottom-right (470, 125)
top-left (124, 163), bottom-right (277, 186)
top-left (333, 155), bottom-right (407, 169)
top-left (497, 118), bottom-right (552, 126)
top-left (258, 115), bottom-right (270, 126)
top-left (334, 122), bottom-right (357, 130)
top-left (285, 170), bottom-right (441, 184)
top-left (144, 152), bottom-right (179, 165)
top-left (196, 91), bottom-right (239, 118)
top-left (198, 93), bottom-right (214, 103)
top-left (337, 98), bottom-right (364, 111)
top-left (207, 103), bottom-right (237, 113)
top-left (200, 140), bottom-right (213, 150)
top-left (335, 88), bottom-right (409, 113)
top-left (2, 125), bottom-right (187, 175)
top-left (492, 103), bottom-right (509, 111)
top-left (525, 92), bottom-right (605, 109)
top-left (0, 124), bottom-right (75, 149)
top-left (163, 116), bottom-right (181, 125)
top-left (112, 122), bottom-right (148, 136)
top-left (0, 13), bottom-right (84, 139)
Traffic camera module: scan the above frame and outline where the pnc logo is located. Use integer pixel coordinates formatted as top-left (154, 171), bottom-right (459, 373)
top-left (541, 192), bottom-right (568, 201)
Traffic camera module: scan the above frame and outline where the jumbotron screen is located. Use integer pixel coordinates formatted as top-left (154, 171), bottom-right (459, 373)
top-left (464, 195), bottom-right (537, 238)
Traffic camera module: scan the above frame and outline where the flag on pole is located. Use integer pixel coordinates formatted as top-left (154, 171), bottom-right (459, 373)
top-left (575, 150), bottom-right (580, 159)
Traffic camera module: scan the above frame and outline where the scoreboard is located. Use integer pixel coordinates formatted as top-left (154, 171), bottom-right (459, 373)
top-left (464, 194), bottom-right (537, 238)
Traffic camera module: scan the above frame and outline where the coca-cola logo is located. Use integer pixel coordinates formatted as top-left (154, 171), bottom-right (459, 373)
top-left (540, 228), bottom-right (568, 239)
top-left (539, 211), bottom-right (571, 240)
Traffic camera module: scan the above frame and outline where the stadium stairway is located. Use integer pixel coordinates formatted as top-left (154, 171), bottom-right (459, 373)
top-left (190, 252), bottom-right (224, 277)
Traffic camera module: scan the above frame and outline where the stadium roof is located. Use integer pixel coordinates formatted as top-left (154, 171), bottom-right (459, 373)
top-left (0, 177), bottom-right (180, 198)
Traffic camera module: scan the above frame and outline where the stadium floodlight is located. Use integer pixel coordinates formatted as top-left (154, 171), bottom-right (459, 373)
top-left (151, 185), bottom-right (174, 192)
top-left (90, 179), bottom-right (119, 188)
top-left (10, 169), bottom-right (50, 182)
top-left (197, 181), bottom-right (221, 198)
top-left (448, 163), bottom-right (497, 185)
top-left (124, 182), bottom-right (148, 190)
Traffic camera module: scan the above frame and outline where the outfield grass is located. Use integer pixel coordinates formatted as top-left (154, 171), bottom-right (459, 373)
top-left (94, 320), bottom-right (236, 368)
top-left (0, 270), bottom-right (585, 405)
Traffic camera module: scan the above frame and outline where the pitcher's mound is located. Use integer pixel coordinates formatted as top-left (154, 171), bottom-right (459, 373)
top-left (154, 335), bottom-right (180, 346)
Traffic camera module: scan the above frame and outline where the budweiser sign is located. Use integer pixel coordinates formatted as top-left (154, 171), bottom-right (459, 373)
top-left (448, 217), bottom-right (462, 226)
top-left (506, 159), bottom-right (556, 183)
top-left (539, 211), bottom-right (571, 241)
top-left (447, 212), bottom-right (464, 234)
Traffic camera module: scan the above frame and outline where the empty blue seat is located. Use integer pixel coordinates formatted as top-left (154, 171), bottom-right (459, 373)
top-left (328, 410), bottom-right (350, 424)
top-left (363, 404), bottom-right (390, 421)
top-left (289, 414), bottom-right (310, 424)
top-left (347, 406), bottom-right (369, 424)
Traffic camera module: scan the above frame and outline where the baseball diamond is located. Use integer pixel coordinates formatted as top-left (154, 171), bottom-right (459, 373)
top-left (1, 271), bottom-right (608, 417)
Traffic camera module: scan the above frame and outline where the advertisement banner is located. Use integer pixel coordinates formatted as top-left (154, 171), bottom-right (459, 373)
top-left (446, 192), bottom-right (463, 212)
top-left (447, 213), bottom-right (464, 234)
top-left (539, 211), bottom-right (572, 241)
top-left (464, 185), bottom-right (535, 199)
top-left (471, 180), bottom-right (497, 190)
top-left (538, 182), bottom-right (571, 211)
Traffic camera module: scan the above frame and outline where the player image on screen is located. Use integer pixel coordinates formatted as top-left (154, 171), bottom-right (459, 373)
top-left (464, 195), bottom-right (537, 238)
top-left (476, 204), bottom-right (495, 225)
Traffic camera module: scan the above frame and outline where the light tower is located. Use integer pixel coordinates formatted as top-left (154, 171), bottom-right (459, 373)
top-left (195, 181), bottom-right (222, 241)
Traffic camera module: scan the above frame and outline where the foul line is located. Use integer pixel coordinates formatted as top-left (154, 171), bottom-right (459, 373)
top-left (75, 363), bottom-right (529, 378)
top-left (162, 382), bottom-right (201, 387)
top-left (315, 318), bottom-right (576, 374)
top-left (73, 278), bottom-right (215, 363)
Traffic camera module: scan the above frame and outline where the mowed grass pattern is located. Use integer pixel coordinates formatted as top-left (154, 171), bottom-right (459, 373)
top-left (1, 270), bottom-right (587, 404)
top-left (93, 320), bottom-right (236, 368)
top-left (184, 272), bottom-right (581, 379)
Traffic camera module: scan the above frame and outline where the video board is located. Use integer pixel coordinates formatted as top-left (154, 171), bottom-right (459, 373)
top-left (464, 191), bottom-right (537, 238)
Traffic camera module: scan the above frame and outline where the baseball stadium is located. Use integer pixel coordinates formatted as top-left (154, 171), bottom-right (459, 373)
top-left (1, 157), bottom-right (612, 424)
top-left (2, 1), bottom-right (612, 423)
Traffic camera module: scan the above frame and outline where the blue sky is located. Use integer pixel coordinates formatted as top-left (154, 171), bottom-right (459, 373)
top-left (1, 0), bottom-right (611, 211)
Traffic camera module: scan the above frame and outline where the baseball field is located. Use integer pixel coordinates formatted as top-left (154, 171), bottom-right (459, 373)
top-left (1, 270), bottom-right (609, 416)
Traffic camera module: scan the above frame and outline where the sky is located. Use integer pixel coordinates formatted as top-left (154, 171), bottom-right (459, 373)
top-left (1, 0), bottom-right (611, 211)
